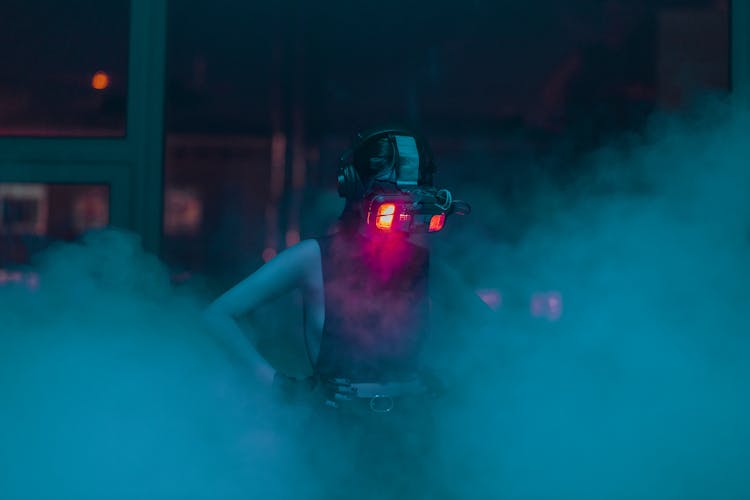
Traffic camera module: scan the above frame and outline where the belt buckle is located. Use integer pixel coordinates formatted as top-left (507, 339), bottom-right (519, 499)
top-left (369, 394), bottom-right (394, 413)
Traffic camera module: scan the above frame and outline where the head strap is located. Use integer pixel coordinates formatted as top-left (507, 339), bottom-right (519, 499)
top-left (393, 135), bottom-right (419, 187)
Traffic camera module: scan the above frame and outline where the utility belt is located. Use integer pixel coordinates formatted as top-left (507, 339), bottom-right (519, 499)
top-left (273, 371), bottom-right (445, 415)
top-left (318, 375), bottom-right (441, 415)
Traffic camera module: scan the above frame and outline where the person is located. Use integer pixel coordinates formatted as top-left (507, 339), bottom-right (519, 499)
top-left (203, 128), bottom-right (469, 498)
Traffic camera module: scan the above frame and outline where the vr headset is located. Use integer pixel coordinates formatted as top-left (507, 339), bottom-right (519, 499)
top-left (337, 128), bottom-right (470, 233)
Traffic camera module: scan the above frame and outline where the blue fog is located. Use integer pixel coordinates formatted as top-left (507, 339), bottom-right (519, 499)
top-left (1, 99), bottom-right (749, 499)
top-left (431, 98), bottom-right (750, 499)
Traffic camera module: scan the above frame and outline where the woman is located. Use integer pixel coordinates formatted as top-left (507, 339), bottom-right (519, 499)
top-left (204, 128), bottom-right (467, 498)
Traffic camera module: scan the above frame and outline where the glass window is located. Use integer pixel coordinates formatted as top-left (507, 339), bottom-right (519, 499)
top-left (163, 0), bottom-right (730, 278)
top-left (161, 135), bottom-right (273, 277)
top-left (0, 183), bottom-right (109, 267)
top-left (164, 1), bottom-right (280, 279)
top-left (0, 1), bottom-right (130, 137)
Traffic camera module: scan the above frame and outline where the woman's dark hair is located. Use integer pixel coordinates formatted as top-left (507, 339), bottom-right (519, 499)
top-left (339, 137), bottom-right (396, 230)
top-left (352, 137), bottom-right (396, 184)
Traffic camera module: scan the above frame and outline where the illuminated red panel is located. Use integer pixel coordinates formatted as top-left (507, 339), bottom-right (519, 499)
top-left (428, 213), bottom-right (445, 232)
top-left (375, 203), bottom-right (396, 230)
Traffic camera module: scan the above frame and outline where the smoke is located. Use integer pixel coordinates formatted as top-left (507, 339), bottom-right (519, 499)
top-left (1, 98), bottom-right (749, 499)
top-left (429, 96), bottom-right (750, 499)
top-left (0, 231), bottom-right (308, 499)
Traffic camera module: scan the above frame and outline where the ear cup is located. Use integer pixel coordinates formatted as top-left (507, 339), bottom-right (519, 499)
top-left (337, 164), bottom-right (365, 200)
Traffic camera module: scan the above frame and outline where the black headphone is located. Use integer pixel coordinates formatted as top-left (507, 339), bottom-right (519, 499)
top-left (337, 127), bottom-right (436, 200)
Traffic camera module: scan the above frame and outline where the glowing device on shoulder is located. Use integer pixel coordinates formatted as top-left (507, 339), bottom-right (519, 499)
top-left (375, 203), bottom-right (396, 230)
top-left (428, 213), bottom-right (445, 232)
top-left (365, 193), bottom-right (452, 233)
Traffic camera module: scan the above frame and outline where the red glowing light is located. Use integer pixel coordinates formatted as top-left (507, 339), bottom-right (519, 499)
top-left (262, 247), bottom-right (277, 262)
top-left (428, 213), bottom-right (445, 232)
top-left (285, 229), bottom-right (300, 247)
top-left (375, 203), bottom-right (396, 230)
top-left (476, 288), bottom-right (502, 311)
top-left (91, 71), bottom-right (110, 90)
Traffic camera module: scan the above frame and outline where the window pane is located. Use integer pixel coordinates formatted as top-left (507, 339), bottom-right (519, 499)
top-left (164, 1), bottom-right (279, 277)
top-left (0, 1), bottom-right (130, 137)
top-left (161, 135), bottom-right (273, 276)
top-left (0, 183), bottom-right (109, 267)
top-left (163, 0), bottom-right (729, 277)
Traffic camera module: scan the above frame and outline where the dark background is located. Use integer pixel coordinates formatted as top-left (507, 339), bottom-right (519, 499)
top-left (0, 0), bottom-right (731, 286)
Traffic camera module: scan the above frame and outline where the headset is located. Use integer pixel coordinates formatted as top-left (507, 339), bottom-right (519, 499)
top-left (337, 127), bottom-right (470, 233)
top-left (337, 127), bottom-right (435, 200)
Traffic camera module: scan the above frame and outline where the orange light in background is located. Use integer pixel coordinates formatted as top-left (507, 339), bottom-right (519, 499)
top-left (91, 71), bottom-right (110, 90)
top-left (262, 247), bottom-right (277, 262)
top-left (72, 189), bottom-right (109, 233)
top-left (285, 229), bottom-right (300, 247)
top-left (163, 188), bottom-right (203, 236)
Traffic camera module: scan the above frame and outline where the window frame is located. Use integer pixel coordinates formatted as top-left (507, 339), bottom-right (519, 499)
top-left (0, 0), bottom-right (167, 254)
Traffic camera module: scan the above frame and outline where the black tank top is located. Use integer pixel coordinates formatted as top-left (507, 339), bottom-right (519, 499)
top-left (314, 231), bottom-right (430, 382)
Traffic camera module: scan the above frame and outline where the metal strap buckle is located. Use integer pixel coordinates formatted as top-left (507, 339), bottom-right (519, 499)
top-left (369, 395), bottom-right (394, 413)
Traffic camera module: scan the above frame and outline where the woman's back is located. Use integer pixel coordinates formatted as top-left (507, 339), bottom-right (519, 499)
top-left (313, 230), bottom-right (430, 383)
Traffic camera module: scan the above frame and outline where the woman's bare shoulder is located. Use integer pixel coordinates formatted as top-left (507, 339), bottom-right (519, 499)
top-left (291, 238), bottom-right (321, 259)
top-left (261, 238), bottom-right (322, 287)
top-left (285, 238), bottom-right (321, 272)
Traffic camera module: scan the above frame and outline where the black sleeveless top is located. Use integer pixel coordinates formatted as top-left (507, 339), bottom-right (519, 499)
top-left (314, 231), bottom-right (430, 382)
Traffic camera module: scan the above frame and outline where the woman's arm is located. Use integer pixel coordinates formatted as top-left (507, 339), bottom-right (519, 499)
top-left (202, 239), bottom-right (321, 382)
